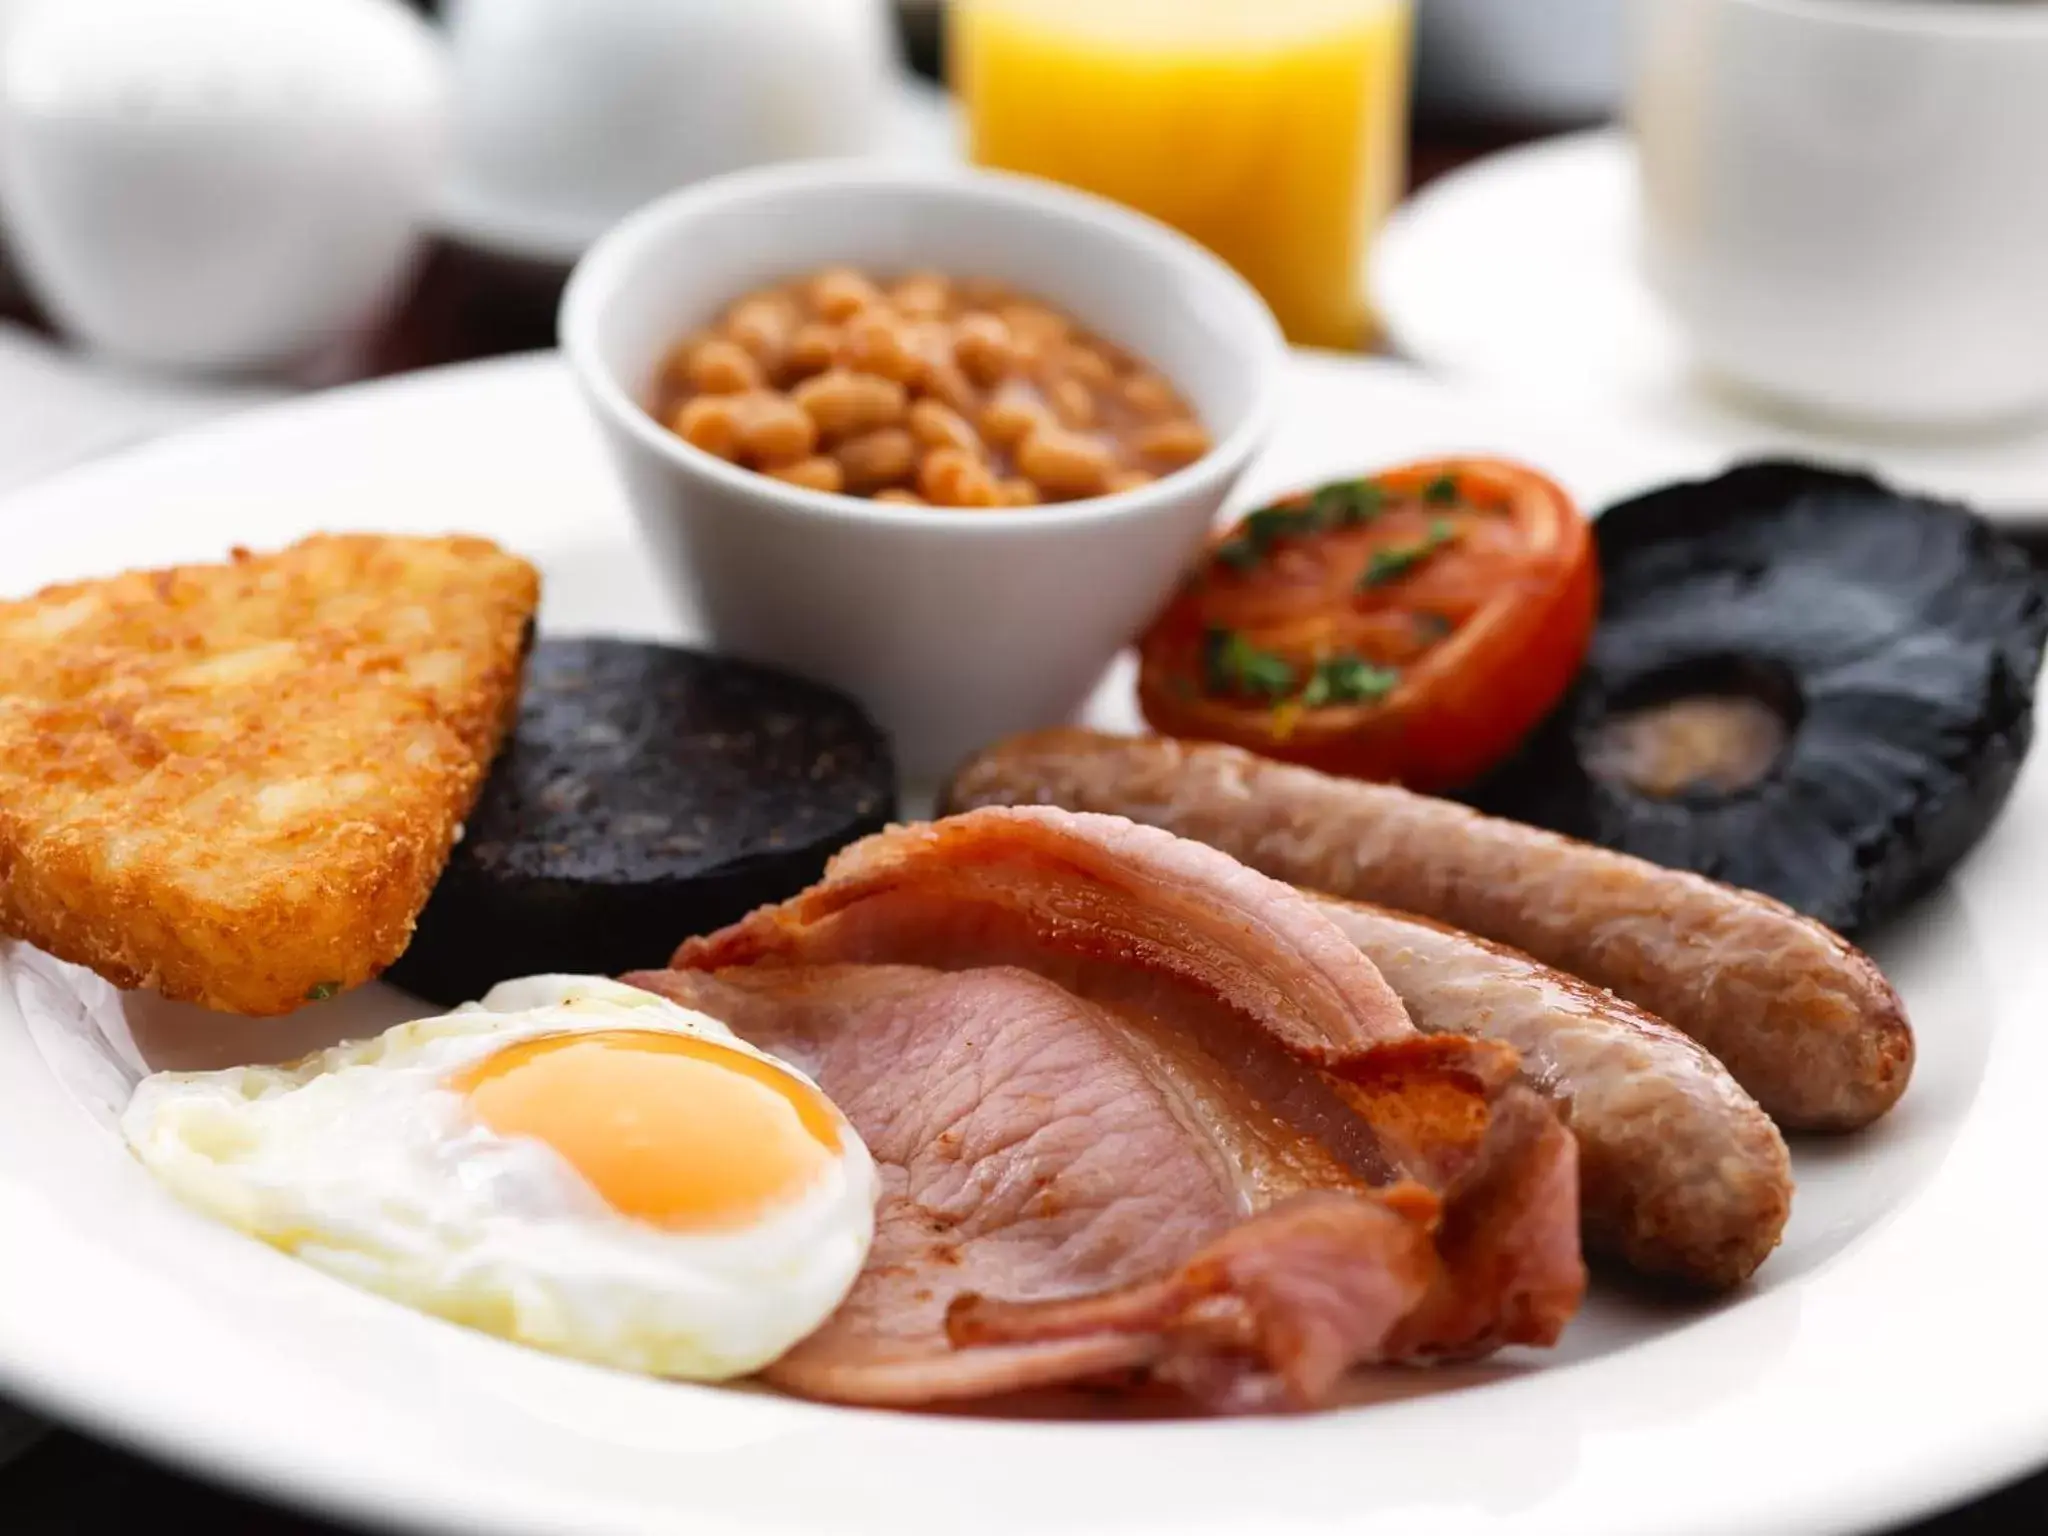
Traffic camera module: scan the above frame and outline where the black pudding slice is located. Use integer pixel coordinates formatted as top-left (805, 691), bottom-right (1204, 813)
top-left (1471, 461), bottom-right (2048, 936)
top-left (387, 639), bottom-right (896, 1005)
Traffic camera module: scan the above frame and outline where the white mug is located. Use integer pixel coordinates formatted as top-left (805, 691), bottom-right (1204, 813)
top-left (1631, 0), bottom-right (2048, 429)
top-left (442, 0), bottom-right (897, 247)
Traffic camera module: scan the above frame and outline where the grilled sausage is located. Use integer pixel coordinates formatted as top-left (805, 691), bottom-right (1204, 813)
top-left (1311, 895), bottom-right (1790, 1288)
top-left (943, 730), bottom-right (1913, 1132)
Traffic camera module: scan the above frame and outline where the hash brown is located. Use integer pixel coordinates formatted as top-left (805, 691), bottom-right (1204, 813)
top-left (0, 534), bottom-right (540, 1015)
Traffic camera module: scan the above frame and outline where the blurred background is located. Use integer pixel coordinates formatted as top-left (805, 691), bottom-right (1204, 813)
top-left (2, 0), bottom-right (2047, 1530)
top-left (5, 0), bottom-right (2046, 518)
top-left (0, 0), bottom-right (1620, 495)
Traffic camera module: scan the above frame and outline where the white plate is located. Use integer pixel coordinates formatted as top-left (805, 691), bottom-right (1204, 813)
top-left (435, 77), bottom-right (962, 267)
top-left (0, 351), bottom-right (2041, 1536)
top-left (1373, 128), bottom-right (2048, 522)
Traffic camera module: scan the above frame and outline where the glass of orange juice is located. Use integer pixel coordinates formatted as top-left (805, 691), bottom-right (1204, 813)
top-left (953, 0), bottom-right (1414, 350)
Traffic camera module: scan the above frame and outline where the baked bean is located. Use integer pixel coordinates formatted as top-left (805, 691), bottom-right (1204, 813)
top-left (999, 303), bottom-right (1069, 348)
top-left (1016, 426), bottom-right (1114, 500)
top-left (1059, 344), bottom-right (1116, 389)
top-left (1048, 376), bottom-right (1097, 430)
top-left (672, 396), bottom-right (743, 460)
top-left (767, 456), bottom-right (845, 495)
top-left (889, 271), bottom-right (952, 318)
top-left (920, 357), bottom-right (981, 416)
top-left (919, 447), bottom-right (1002, 508)
top-left (656, 334), bottom-right (711, 394)
top-left (784, 323), bottom-right (841, 381)
top-left (1133, 419), bottom-right (1212, 469)
top-left (1120, 371), bottom-right (1181, 420)
top-left (840, 311), bottom-right (923, 385)
top-left (953, 313), bottom-right (1018, 387)
top-left (908, 399), bottom-right (982, 457)
top-left (734, 392), bottom-right (818, 466)
top-left (810, 268), bottom-right (882, 322)
top-left (685, 338), bottom-right (762, 395)
top-left (792, 369), bottom-right (907, 440)
top-left (836, 427), bottom-right (917, 491)
top-left (979, 382), bottom-right (1051, 450)
top-left (650, 269), bottom-right (1205, 510)
top-left (902, 318), bottom-right (950, 360)
top-left (726, 295), bottom-right (795, 369)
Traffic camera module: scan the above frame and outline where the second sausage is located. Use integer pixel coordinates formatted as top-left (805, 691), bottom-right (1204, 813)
top-left (1312, 895), bottom-right (1791, 1289)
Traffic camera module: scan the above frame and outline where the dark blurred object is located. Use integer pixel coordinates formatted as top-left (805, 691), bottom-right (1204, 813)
top-left (4, 1411), bottom-right (2048, 1535)
top-left (1414, 0), bottom-right (1619, 128)
top-left (896, 0), bottom-right (944, 81)
top-left (5, 1431), bottom-right (358, 1534)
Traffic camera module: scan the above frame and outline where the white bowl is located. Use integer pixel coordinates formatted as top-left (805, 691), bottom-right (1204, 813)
top-left (559, 162), bottom-right (1285, 778)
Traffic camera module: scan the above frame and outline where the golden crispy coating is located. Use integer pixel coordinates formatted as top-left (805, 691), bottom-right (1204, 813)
top-left (0, 534), bottom-right (540, 1015)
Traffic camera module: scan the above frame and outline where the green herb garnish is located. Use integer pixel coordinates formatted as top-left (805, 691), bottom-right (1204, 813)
top-left (1422, 473), bottom-right (1461, 506)
top-left (1310, 479), bottom-right (1385, 527)
top-left (1210, 481), bottom-right (1387, 576)
top-left (1359, 520), bottom-right (1461, 589)
top-left (1301, 653), bottom-right (1402, 708)
top-left (1214, 537), bottom-right (1261, 571)
top-left (306, 981), bottom-right (341, 1002)
top-left (1244, 502), bottom-right (1317, 543)
top-left (1212, 506), bottom-right (1308, 574)
top-left (1362, 546), bottom-right (1427, 587)
top-left (1203, 626), bottom-right (1296, 700)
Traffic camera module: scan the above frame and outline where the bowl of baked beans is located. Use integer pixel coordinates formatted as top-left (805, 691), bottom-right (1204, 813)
top-left (650, 271), bottom-right (1212, 508)
top-left (560, 162), bottom-right (1285, 775)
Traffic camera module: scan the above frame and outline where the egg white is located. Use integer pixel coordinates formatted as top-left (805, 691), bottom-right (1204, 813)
top-left (121, 975), bottom-right (877, 1381)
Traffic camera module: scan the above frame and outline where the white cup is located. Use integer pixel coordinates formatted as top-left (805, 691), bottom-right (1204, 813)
top-left (1631, 0), bottom-right (2048, 429)
top-left (442, 0), bottom-right (898, 251)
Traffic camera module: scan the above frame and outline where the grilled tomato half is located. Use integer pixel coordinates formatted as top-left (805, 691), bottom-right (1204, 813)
top-left (1137, 459), bottom-right (1597, 790)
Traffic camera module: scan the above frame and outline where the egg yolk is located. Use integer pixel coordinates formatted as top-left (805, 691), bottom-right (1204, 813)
top-left (456, 1030), bottom-right (841, 1232)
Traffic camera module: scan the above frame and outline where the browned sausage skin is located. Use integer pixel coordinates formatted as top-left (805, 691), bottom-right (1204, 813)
top-left (943, 729), bottom-right (1913, 1133)
top-left (1309, 896), bottom-right (1790, 1289)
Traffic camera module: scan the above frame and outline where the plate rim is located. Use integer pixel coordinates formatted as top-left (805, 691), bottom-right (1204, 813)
top-left (0, 349), bottom-right (2042, 1536)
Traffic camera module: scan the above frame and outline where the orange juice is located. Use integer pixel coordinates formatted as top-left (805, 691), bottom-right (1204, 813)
top-left (954, 0), bottom-right (1413, 349)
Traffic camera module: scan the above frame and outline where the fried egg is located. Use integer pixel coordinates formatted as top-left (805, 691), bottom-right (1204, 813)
top-left (121, 975), bottom-right (877, 1380)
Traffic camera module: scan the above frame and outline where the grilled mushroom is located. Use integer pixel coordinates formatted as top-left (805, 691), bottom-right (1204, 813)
top-left (1472, 462), bottom-right (2047, 935)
